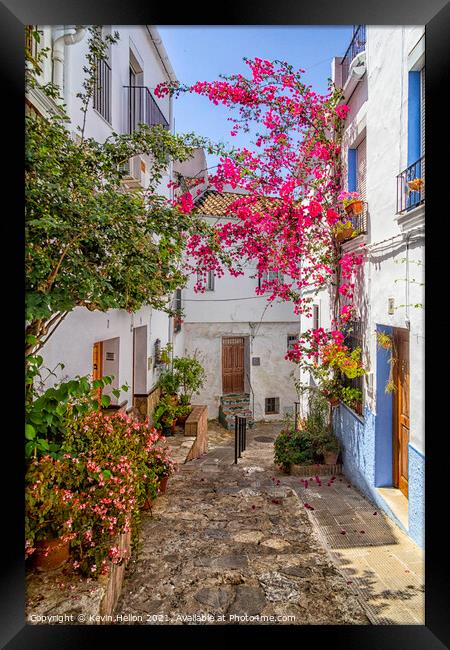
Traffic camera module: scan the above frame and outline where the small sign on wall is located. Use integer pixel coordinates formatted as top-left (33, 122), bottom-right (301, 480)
top-left (252, 357), bottom-right (261, 366)
top-left (106, 352), bottom-right (115, 361)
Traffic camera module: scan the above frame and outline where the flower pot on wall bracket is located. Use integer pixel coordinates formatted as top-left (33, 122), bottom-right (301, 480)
top-left (344, 200), bottom-right (363, 216)
top-left (407, 178), bottom-right (424, 192)
top-left (335, 224), bottom-right (356, 243)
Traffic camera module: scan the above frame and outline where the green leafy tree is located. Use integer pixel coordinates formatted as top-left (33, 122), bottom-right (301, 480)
top-left (25, 26), bottom-right (218, 356)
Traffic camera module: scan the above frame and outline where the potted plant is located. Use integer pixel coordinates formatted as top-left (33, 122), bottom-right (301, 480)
top-left (322, 437), bottom-right (340, 465)
top-left (157, 371), bottom-right (180, 405)
top-left (147, 444), bottom-right (177, 494)
top-left (25, 456), bottom-right (75, 571)
top-left (141, 472), bottom-right (159, 512)
top-left (333, 220), bottom-right (357, 242)
top-left (153, 396), bottom-right (179, 436)
top-left (172, 355), bottom-right (206, 407)
top-left (338, 190), bottom-right (364, 216)
top-left (407, 177), bottom-right (424, 192)
top-left (274, 426), bottom-right (315, 474)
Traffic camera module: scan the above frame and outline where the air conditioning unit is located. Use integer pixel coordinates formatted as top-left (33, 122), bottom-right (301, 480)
top-left (349, 50), bottom-right (367, 79)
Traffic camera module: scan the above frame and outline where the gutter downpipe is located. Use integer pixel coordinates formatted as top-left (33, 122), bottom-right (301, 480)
top-left (146, 25), bottom-right (177, 131)
top-left (52, 26), bottom-right (86, 103)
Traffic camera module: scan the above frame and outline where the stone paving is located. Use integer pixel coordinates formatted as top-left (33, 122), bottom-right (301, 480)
top-left (115, 419), bottom-right (424, 625)
top-left (115, 421), bottom-right (368, 625)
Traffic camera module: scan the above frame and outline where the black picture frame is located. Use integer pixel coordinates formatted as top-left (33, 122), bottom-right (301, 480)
top-left (2, 0), bottom-right (448, 646)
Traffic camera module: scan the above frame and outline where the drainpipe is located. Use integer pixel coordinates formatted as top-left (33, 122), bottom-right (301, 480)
top-left (146, 25), bottom-right (176, 131)
top-left (52, 26), bottom-right (86, 101)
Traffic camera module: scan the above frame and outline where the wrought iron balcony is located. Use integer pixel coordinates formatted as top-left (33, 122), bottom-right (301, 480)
top-left (396, 156), bottom-right (425, 214)
top-left (124, 85), bottom-right (169, 133)
top-left (341, 25), bottom-right (366, 87)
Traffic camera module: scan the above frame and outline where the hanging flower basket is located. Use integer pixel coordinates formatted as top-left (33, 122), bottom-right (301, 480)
top-left (407, 178), bottom-right (424, 192)
top-left (344, 200), bottom-right (364, 216)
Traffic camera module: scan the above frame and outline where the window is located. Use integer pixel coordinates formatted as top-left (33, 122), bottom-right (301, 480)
top-left (173, 289), bottom-right (182, 333)
top-left (265, 397), bottom-right (280, 415)
top-left (312, 304), bottom-right (319, 330)
top-left (197, 270), bottom-right (215, 291)
top-left (93, 53), bottom-right (112, 123)
top-left (287, 334), bottom-right (298, 351)
top-left (258, 270), bottom-right (284, 290)
top-left (206, 270), bottom-right (215, 291)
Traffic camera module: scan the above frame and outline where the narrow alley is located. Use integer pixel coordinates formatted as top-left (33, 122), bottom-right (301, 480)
top-left (115, 422), bottom-right (423, 625)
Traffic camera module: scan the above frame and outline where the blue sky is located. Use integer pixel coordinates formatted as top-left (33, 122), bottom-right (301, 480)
top-left (157, 26), bottom-right (353, 170)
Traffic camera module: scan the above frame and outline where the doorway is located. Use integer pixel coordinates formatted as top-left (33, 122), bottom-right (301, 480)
top-left (393, 328), bottom-right (410, 498)
top-left (133, 325), bottom-right (147, 396)
top-left (222, 337), bottom-right (245, 394)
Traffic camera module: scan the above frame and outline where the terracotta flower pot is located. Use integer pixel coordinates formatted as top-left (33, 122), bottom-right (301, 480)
top-left (335, 224), bottom-right (355, 242)
top-left (329, 397), bottom-right (340, 408)
top-left (324, 451), bottom-right (339, 465)
top-left (407, 178), bottom-right (424, 192)
top-left (158, 475), bottom-right (169, 493)
top-left (141, 496), bottom-right (155, 511)
top-left (344, 200), bottom-right (363, 216)
top-left (34, 538), bottom-right (70, 571)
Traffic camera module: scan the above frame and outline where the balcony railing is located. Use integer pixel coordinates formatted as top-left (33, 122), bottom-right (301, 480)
top-left (341, 25), bottom-right (366, 87)
top-left (93, 58), bottom-right (112, 124)
top-left (124, 85), bottom-right (169, 133)
top-left (396, 156), bottom-right (425, 214)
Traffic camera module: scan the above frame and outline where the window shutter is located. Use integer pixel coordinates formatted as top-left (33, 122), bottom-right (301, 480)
top-left (356, 138), bottom-right (367, 201)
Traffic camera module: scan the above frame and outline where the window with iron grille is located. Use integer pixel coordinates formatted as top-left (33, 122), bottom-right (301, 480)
top-left (342, 319), bottom-right (364, 416)
top-left (93, 51), bottom-right (112, 124)
top-left (287, 334), bottom-right (298, 351)
top-left (206, 270), bottom-right (215, 291)
top-left (313, 304), bottom-right (319, 330)
top-left (258, 270), bottom-right (284, 290)
top-left (173, 289), bottom-right (182, 333)
top-left (265, 397), bottom-right (280, 414)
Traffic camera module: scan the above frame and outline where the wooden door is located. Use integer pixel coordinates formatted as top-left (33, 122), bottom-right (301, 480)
top-left (92, 341), bottom-right (103, 404)
top-left (393, 329), bottom-right (410, 498)
top-left (92, 341), bottom-right (103, 381)
top-left (222, 337), bottom-right (245, 394)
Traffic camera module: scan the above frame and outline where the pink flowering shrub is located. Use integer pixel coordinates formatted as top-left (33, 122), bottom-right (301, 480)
top-left (25, 411), bottom-right (177, 577)
top-left (155, 58), bottom-right (366, 387)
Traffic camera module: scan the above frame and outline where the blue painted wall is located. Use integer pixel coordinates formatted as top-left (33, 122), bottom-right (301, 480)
top-left (334, 323), bottom-right (424, 548)
top-left (408, 444), bottom-right (425, 547)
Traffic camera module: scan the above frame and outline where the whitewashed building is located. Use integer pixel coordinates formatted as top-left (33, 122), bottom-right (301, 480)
top-left (301, 26), bottom-right (425, 547)
top-left (26, 25), bottom-right (185, 411)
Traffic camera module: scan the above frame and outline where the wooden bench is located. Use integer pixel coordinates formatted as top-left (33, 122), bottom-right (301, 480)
top-left (184, 405), bottom-right (208, 460)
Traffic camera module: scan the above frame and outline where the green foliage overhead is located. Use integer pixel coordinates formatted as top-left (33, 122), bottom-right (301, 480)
top-left (25, 26), bottom-right (218, 355)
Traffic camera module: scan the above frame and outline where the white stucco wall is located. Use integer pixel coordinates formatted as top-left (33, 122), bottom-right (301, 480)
top-left (184, 322), bottom-right (300, 421)
top-left (327, 27), bottom-right (425, 453)
top-left (37, 26), bottom-right (178, 405)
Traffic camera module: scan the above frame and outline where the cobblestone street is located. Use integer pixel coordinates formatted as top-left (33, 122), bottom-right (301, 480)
top-left (116, 420), bottom-right (424, 625)
top-left (115, 422), bottom-right (370, 625)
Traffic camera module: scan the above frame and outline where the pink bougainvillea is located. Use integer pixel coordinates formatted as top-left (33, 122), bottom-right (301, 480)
top-left (156, 58), bottom-right (365, 373)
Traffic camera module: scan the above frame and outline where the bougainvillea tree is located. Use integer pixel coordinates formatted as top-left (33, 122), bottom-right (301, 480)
top-left (156, 57), bottom-right (366, 392)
